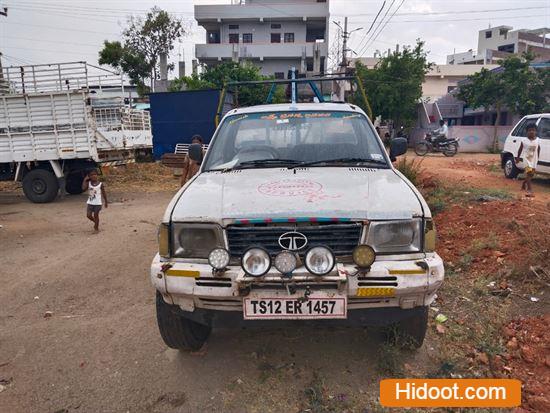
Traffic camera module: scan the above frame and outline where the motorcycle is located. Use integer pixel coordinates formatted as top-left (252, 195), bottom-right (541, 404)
top-left (415, 132), bottom-right (459, 157)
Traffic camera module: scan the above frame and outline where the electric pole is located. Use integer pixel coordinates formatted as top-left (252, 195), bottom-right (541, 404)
top-left (333, 18), bottom-right (362, 69)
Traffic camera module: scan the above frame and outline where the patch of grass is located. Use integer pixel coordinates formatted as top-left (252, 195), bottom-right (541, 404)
top-left (301, 372), bottom-right (353, 413)
top-left (457, 253), bottom-right (474, 270)
top-left (395, 157), bottom-right (424, 187)
top-left (375, 344), bottom-right (404, 377)
top-left (423, 184), bottom-right (512, 214)
top-left (470, 232), bottom-right (499, 253)
top-left (486, 163), bottom-right (501, 173)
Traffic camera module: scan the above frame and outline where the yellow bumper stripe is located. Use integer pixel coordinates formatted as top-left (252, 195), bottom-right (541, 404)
top-left (388, 269), bottom-right (426, 275)
top-left (357, 287), bottom-right (395, 297)
top-left (166, 269), bottom-right (200, 278)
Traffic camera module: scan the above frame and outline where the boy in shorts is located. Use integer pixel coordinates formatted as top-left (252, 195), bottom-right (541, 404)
top-left (515, 123), bottom-right (541, 197)
top-left (82, 169), bottom-right (108, 231)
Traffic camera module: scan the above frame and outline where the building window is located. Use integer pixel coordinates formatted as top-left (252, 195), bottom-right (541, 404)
top-left (274, 72), bottom-right (285, 79)
top-left (207, 31), bottom-right (220, 44)
top-left (228, 24), bottom-right (239, 30)
top-left (284, 33), bottom-right (294, 43)
top-left (485, 31), bottom-right (492, 38)
top-left (229, 33), bottom-right (239, 44)
top-left (447, 85), bottom-right (457, 93)
top-left (306, 59), bottom-right (314, 71)
top-left (498, 44), bottom-right (514, 53)
top-left (271, 33), bottom-right (281, 43)
top-left (271, 23), bottom-right (281, 29)
top-left (243, 33), bottom-right (253, 43)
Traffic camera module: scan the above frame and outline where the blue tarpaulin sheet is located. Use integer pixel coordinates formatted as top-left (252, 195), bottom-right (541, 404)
top-left (149, 89), bottom-right (222, 159)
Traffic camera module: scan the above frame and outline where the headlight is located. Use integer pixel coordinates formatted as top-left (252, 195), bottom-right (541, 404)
top-left (172, 223), bottom-right (224, 258)
top-left (305, 246), bottom-right (335, 276)
top-left (274, 251), bottom-right (298, 275)
top-left (352, 244), bottom-right (376, 268)
top-left (158, 223), bottom-right (170, 258)
top-left (208, 248), bottom-right (230, 270)
top-left (366, 219), bottom-right (422, 253)
top-left (242, 247), bottom-right (271, 277)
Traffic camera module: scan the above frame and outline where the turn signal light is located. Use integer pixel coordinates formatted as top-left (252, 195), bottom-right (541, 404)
top-left (158, 223), bottom-right (170, 258)
top-left (424, 219), bottom-right (436, 252)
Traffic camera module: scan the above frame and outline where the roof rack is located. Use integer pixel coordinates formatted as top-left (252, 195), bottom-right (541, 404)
top-left (216, 69), bottom-right (371, 126)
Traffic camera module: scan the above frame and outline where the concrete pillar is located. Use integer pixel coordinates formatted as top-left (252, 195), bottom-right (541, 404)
top-left (178, 61), bottom-right (186, 78)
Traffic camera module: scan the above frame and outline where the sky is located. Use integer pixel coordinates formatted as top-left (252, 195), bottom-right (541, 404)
top-left (0, 0), bottom-right (549, 75)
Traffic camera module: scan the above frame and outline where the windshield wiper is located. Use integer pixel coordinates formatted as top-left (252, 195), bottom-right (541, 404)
top-left (289, 157), bottom-right (388, 169)
top-left (237, 158), bottom-right (303, 168)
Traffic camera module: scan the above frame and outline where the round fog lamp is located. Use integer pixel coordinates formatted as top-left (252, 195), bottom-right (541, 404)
top-left (274, 251), bottom-right (298, 274)
top-left (305, 246), bottom-right (335, 276)
top-left (208, 248), bottom-right (230, 270)
top-left (352, 244), bottom-right (376, 268)
top-left (242, 247), bottom-right (271, 277)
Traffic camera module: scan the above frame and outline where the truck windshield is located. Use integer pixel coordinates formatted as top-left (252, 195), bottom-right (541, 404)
top-left (203, 111), bottom-right (388, 171)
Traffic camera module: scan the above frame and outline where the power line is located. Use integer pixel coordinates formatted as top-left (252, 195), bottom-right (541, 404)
top-left (353, 1), bottom-right (387, 56)
top-left (359, 0), bottom-right (406, 56)
top-left (332, 5), bottom-right (548, 17)
top-left (356, 0), bottom-right (399, 57)
top-left (356, 0), bottom-right (396, 57)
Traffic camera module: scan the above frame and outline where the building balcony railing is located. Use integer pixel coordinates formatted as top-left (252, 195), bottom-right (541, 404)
top-left (196, 42), bottom-right (328, 60)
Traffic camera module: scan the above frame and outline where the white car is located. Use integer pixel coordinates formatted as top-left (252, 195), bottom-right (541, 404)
top-left (502, 113), bottom-right (550, 178)
top-left (151, 103), bottom-right (444, 350)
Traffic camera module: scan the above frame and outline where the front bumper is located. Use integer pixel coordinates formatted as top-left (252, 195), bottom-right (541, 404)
top-left (151, 253), bottom-right (444, 317)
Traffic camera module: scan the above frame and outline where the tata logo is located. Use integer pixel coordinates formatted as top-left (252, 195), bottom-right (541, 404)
top-left (278, 231), bottom-right (308, 251)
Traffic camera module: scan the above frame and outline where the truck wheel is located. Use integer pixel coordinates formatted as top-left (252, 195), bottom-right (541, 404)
top-left (504, 156), bottom-right (520, 179)
top-left (387, 306), bottom-right (428, 349)
top-left (65, 173), bottom-right (85, 195)
top-left (22, 169), bottom-right (59, 203)
top-left (156, 291), bottom-right (211, 351)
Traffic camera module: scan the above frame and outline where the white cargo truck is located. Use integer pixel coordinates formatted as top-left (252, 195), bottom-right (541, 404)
top-left (0, 61), bottom-right (152, 203)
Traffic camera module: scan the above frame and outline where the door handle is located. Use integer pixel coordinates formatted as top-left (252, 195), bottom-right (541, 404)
top-left (512, 140), bottom-right (516, 143)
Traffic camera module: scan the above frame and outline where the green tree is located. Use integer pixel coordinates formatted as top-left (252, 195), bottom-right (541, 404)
top-left (99, 41), bottom-right (151, 94)
top-left (355, 40), bottom-right (432, 130)
top-left (458, 52), bottom-right (548, 151)
top-left (169, 61), bottom-right (286, 106)
top-left (98, 7), bottom-right (184, 93)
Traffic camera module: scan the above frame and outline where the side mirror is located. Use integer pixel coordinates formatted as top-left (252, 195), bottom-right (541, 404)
top-left (389, 137), bottom-right (408, 160)
top-left (188, 143), bottom-right (203, 163)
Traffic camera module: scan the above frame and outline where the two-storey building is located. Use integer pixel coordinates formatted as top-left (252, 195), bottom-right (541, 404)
top-left (194, 0), bottom-right (329, 78)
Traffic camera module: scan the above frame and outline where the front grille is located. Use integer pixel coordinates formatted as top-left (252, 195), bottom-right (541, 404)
top-left (226, 223), bottom-right (362, 258)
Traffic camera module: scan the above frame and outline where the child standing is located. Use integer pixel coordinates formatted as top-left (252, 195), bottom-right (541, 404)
top-left (82, 169), bottom-right (108, 231)
top-left (515, 123), bottom-right (541, 197)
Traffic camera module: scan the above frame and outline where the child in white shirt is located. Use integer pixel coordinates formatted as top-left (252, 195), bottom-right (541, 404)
top-left (515, 123), bottom-right (541, 197)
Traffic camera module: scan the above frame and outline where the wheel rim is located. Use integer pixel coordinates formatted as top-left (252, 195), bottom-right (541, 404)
top-left (444, 144), bottom-right (457, 155)
top-left (416, 143), bottom-right (429, 155)
top-left (505, 159), bottom-right (513, 176)
top-left (31, 178), bottom-right (46, 194)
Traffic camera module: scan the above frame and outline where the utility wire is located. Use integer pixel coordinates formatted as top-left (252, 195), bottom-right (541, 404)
top-left (360, 0), bottom-right (406, 56)
top-left (355, 0), bottom-right (396, 57)
top-left (351, 0), bottom-right (386, 56)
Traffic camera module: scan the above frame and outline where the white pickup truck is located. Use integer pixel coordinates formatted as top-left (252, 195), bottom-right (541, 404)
top-left (151, 103), bottom-right (444, 350)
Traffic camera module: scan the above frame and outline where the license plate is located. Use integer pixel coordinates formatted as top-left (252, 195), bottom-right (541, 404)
top-left (243, 293), bottom-right (347, 320)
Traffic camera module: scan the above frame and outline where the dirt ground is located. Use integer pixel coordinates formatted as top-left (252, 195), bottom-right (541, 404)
top-left (1, 155), bottom-right (549, 413)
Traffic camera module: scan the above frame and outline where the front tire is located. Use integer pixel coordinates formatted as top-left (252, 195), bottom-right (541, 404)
top-left (387, 306), bottom-right (428, 349)
top-left (503, 156), bottom-right (520, 179)
top-left (22, 169), bottom-right (59, 203)
top-left (156, 291), bottom-right (211, 351)
top-left (443, 143), bottom-right (458, 157)
top-left (415, 142), bottom-right (430, 156)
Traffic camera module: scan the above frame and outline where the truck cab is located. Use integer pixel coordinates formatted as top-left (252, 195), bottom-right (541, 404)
top-left (151, 103), bottom-right (444, 350)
